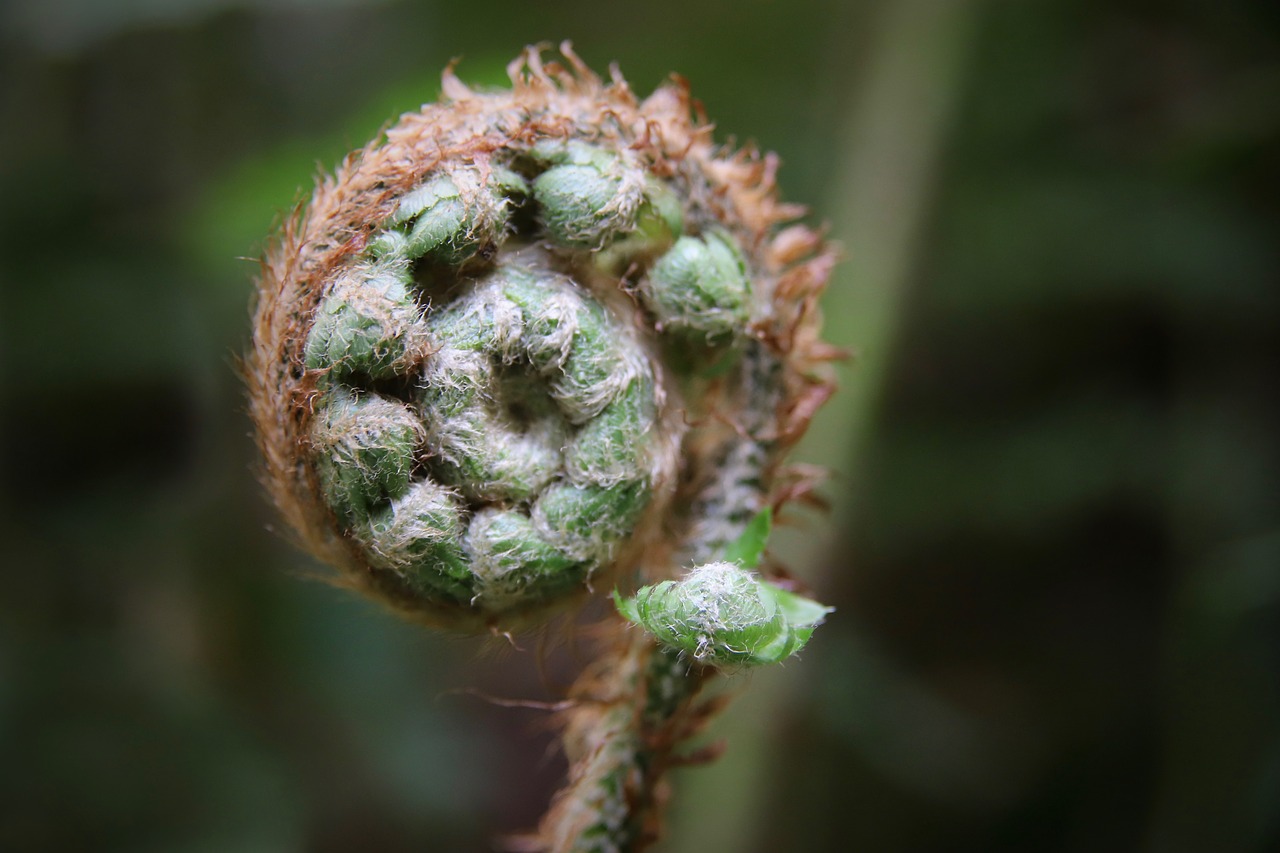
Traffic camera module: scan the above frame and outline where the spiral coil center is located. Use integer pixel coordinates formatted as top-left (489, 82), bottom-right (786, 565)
top-left (301, 144), bottom-right (755, 615)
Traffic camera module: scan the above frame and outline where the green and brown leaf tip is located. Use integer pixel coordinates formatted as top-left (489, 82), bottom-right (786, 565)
top-left (247, 44), bottom-right (840, 633)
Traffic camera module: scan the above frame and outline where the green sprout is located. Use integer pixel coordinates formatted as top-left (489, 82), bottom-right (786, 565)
top-left (615, 509), bottom-right (833, 667)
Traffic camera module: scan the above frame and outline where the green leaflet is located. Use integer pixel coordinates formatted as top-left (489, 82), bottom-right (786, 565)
top-left (721, 507), bottom-right (773, 569)
top-left (614, 516), bottom-right (832, 668)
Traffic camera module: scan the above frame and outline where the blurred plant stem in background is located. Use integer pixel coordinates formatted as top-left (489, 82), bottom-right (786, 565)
top-left (668, 1), bottom-right (980, 849)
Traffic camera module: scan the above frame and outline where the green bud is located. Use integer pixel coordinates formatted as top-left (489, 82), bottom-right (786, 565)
top-left (391, 164), bottom-right (526, 265)
top-left (364, 481), bottom-right (473, 602)
top-left (403, 175), bottom-right (475, 264)
top-left (490, 164), bottom-right (531, 199)
top-left (310, 389), bottom-right (423, 522)
top-left (531, 140), bottom-right (645, 249)
top-left (419, 279), bottom-right (571, 503)
top-left (565, 375), bottom-right (657, 485)
top-left (534, 480), bottom-right (650, 561)
top-left (420, 263), bottom-right (657, 506)
top-left (366, 227), bottom-right (410, 260)
top-left (548, 293), bottom-right (626, 422)
top-left (643, 230), bottom-right (752, 339)
top-left (593, 177), bottom-right (685, 275)
top-left (303, 263), bottom-right (424, 379)
top-left (499, 266), bottom-right (635, 422)
top-left (466, 509), bottom-right (586, 605)
top-left (615, 562), bottom-right (832, 667)
top-left (431, 408), bottom-right (566, 503)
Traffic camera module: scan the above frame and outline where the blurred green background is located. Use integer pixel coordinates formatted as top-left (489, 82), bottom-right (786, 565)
top-left (1, 0), bottom-right (1277, 850)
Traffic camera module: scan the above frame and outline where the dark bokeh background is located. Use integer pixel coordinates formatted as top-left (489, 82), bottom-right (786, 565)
top-left (2, 0), bottom-right (1277, 851)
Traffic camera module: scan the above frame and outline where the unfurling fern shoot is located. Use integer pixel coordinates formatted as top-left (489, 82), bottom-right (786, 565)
top-left (247, 43), bottom-right (839, 852)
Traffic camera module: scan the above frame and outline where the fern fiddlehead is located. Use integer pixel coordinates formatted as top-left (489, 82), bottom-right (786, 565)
top-left (248, 43), bottom-right (839, 850)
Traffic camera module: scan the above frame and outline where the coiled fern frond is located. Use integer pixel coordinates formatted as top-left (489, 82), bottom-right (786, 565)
top-left (247, 43), bottom-right (838, 849)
